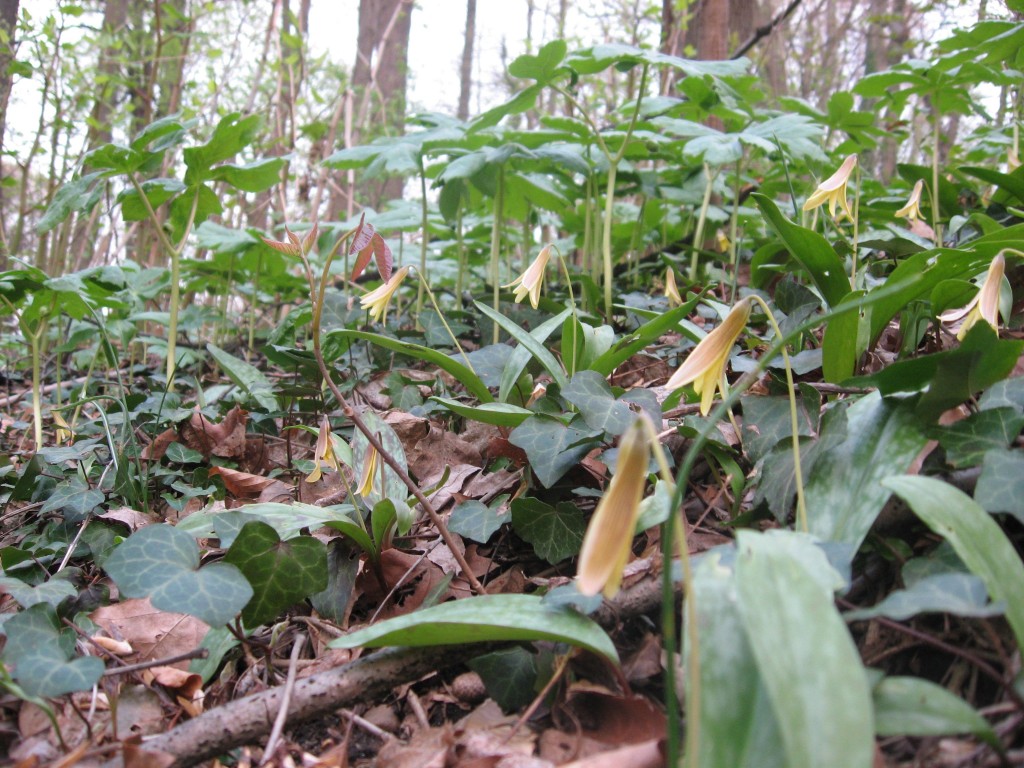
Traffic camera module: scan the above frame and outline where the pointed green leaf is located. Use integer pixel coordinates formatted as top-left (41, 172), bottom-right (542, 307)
top-left (3, 604), bottom-right (105, 697)
top-left (449, 500), bottom-right (507, 544)
top-left (207, 343), bottom-right (280, 411)
top-left (430, 398), bottom-right (532, 427)
top-left (873, 676), bottom-right (997, 744)
top-left (474, 302), bottom-right (570, 395)
top-left (329, 594), bottom-right (618, 663)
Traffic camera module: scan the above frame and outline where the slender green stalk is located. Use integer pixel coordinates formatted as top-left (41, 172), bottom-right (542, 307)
top-left (931, 113), bottom-right (942, 247)
top-left (850, 164), bottom-right (861, 290)
top-left (490, 166), bottom-right (506, 344)
top-left (412, 268), bottom-right (476, 375)
top-left (455, 201), bottom-right (465, 311)
top-left (554, 248), bottom-right (579, 376)
top-left (728, 157), bottom-right (744, 303)
top-left (688, 164), bottom-right (715, 282)
top-left (417, 156), bottom-right (430, 318)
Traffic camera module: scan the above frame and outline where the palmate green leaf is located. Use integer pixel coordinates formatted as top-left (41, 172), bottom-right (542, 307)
top-left (885, 475), bottom-right (1024, 652)
top-left (329, 594), bottom-right (618, 663)
top-left (117, 178), bottom-right (186, 221)
top-left (327, 330), bottom-right (492, 403)
top-left (934, 407), bottom-right (1024, 468)
top-left (475, 302), bottom-right (569, 395)
top-left (0, 577), bottom-right (76, 608)
top-left (806, 392), bottom-right (928, 552)
top-left (975, 449), bottom-right (1024, 522)
top-left (510, 497), bottom-right (587, 564)
top-left (223, 522), bottom-right (327, 628)
top-left (873, 676), bottom-right (998, 744)
top-left (209, 156), bottom-right (288, 193)
top-left (509, 414), bottom-right (601, 488)
top-left (690, 550), bottom-right (785, 768)
top-left (449, 500), bottom-right (507, 544)
top-left (207, 343), bottom-right (280, 411)
top-left (751, 193), bottom-right (850, 309)
top-left (2, 604), bottom-right (105, 698)
top-left (183, 112), bottom-right (262, 184)
top-left (735, 531), bottom-right (874, 768)
top-left (508, 39), bottom-right (568, 82)
top-left (430, 398), bottom-right (532, 427)
top-left (104, 524), bottom-right (252, 627)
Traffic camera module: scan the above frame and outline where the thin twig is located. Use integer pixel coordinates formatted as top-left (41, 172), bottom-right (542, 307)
top-left (260, 633), bottom-right (306, 765)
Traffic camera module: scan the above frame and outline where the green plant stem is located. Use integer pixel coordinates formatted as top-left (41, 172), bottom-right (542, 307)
top-left (688, 164), bottom-right (715, 282)
top-left (491, 166), bottom-right (505, 344)
top-left (850, 164), bottom-right (861, 290)
top-left (455, 201), bottom-right (465, 311)
top-left (931, 113), bottom-right (942, 247)
top-left (750, 295), bottom-right (808, 532)
top-left (417, 156), bottom-right (429, 319)
top-left (661, 273), bottom-right (924, 767)
top-left (413, 269), bottom-right (475, 374)
top-left (728, 157), bottom-right (744, 303)
top-left (555, 249), bottom-right (579, 375)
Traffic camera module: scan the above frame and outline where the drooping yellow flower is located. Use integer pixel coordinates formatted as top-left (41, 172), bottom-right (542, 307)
top-left (305, 415), bottom-right (340, 483)
top-left (356, 444), bottom-right (379, 498)
top-left (664, 267), bottom-right (683, 306)
top-left (504, 245), bottom-right (552, 309)
top-left (895, 179), bottom-right (924, 221)
top-left (956, 252), bottom-right (1006, 340)
top-left (360, 265), bottom-right (410, 324)
top-left (577, 416), bottom-right (652, 598)
top-left (803, 154), bottom-right (858, 219)
top-left (665, 297), bottom-right (753, 416)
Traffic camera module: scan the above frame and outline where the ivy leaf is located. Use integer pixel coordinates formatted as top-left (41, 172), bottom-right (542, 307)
top-left (3, 604), bottom-right (105, 697)
top-left (468, 647), bottom-right (538, 712)
top-left (449, 500), bottom-right (507, 544)
top-left (104, 524), bottom-right (253, 627)
top-left (329, 594), bottom-right (618, 664)
top-left (223, 522), bottom-right (327, 628)
top-left (562, 370), bottom-right (660, 436)
top-left (934, 407), bottom-right (1024, 468)
top-left (511, 497), bottom-right (587, 564)
top-left (0, 577), bottom-right (77, 608)
top-left (509, 415), bottom-right (601, 488)
top-left (975, 449), bottom-right (1024, 522)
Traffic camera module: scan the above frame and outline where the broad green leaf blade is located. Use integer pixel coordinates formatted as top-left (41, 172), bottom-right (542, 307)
top-left (223, 522), bottom-right (328, 628)
top-left (475, 301), bottom-right (569, 393)
top-left (327, 330), bottom-right (492, 403)
top-left (510, 497), bottom-right (587, 564)
top-left (207, 343), bottom-right (280, 411)
top-left (496, 308), bottom-right (570, 403)
top-left (430, 397), bottom-right (532, 427)
top-left (752, 193), bottom-right (850, 308)
top-left (843, 573), bottom-right (1002, 622)
top-left (821, 290), bottom-right (865, 383)
top-left (873, 676), bottom-right (998, 744)
top-left (328, 594), bottom-right (618, 663)
top-left (735, 531), bottom-right (874, 768)
top-left (806, 393), bottom-right (928, 552)
top-left (690, 550), bottom-right (785, 768)
top-left (448, 500), bottom-right (506, 543)
top-left (975, 449), bottom-right (1024, 522)
top-left (884, 475), bottom-right (1024, 652)
top-left (104, 524), bottom-right (253, 627)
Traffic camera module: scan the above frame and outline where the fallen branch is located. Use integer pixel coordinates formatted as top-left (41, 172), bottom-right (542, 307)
top-left (121, 576), bottom-right (675, 767)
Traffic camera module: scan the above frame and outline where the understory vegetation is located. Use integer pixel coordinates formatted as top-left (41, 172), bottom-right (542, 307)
top-left (2, 6), bottom-right (1024, 768)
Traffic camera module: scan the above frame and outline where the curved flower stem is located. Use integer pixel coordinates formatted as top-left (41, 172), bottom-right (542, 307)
top-left (750, 295), bottom-right (808, 532)
top-left (299, 232), bottom-right (488, 596)
top-left (412, 268), bottom-right (476, 375)
top-left (490, 167), bottom-right (506, 344)
top-left (554, 247), bottom-right (579, 375)
top-left (850, 164), bottom-right (861, 290)
top-left (932, 113), bottom-right (942, 247)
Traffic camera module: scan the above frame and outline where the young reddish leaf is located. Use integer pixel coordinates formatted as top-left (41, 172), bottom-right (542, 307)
top-left (373, 232), bottom-right (393, 282)
top-left (349, 213), bottom-right (375, 281)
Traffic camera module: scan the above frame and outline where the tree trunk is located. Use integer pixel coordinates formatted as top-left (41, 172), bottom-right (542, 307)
top-left (457, 0), bottom-right (476, 121)
top-left (862, 0), bottom-right (909, 182)
top-left (349, 0), bottom-right (413, 209)
top-left (0, 0), bottom-right (20, 266)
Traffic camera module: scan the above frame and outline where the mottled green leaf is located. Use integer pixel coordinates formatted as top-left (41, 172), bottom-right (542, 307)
top-left (735, 531), bottom-right (874, 768)
top-left (975, 448), bottom-right (1024, 522)
top-left (104, 524), bottom-right (253, 627)
top-left (207, 343), bottom-right (279, 411)
top-left (511, 497), bottom-right (587, 564)
top-left (223, 522), bottom-right (327, 627)
top-left (0, 577), bottom-right (76, 608)
top-left (873, 676), bottom-right (997, 743)
top-left (806, 393), bottom-right (928, 551)
top-left (563, 371), bottom-right (638, 436)
top-left (3, 604), bottom-right (105, 697)
top-left (740, 394), bottom-right (815, 464)
top-left (844, 573), bottom-right (1002, 622)
top-left (329, 594), bottom-right (618, 663)
top-left (884, 475), bottom-right (1024, 652)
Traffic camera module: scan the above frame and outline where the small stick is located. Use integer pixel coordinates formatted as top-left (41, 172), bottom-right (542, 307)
top-left (260, 634), bottom-right (306, 765)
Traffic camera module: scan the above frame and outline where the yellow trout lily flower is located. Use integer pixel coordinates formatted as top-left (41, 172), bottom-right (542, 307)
top-left (577, 417), bottom-right (652, 598)
top-left (895, 179), bottom-right (924, 221)
top-left (665, 297), bottom-right (752, 415)
top-left (305, 415), bottom-right (341, 483)
top-left (956, 252), bottom-right (1006, 340)
top-left (356, 444), bottom-right (379, 498)
top-left (803, 154), bottom-right (857, 219)
top-left (360, 265), bottom-right (410, 324)
top-left (504, 245), bottom-right (552, 309)
top-left (664, 268), bottom-right (683, 306)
